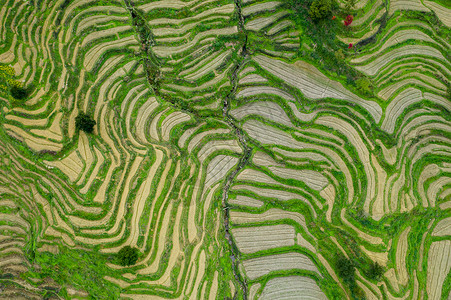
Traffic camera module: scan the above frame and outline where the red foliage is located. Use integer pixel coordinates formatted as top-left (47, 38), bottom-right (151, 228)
top-left (348, 43), bottom-right (353, 49)
top-left (344, 15), bottom-right (353, 26)
top-left (332, 16), bottom-right (336, 20)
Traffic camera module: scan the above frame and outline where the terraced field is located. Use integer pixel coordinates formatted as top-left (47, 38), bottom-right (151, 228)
top-left (0, 0), bottom-right (449, 299)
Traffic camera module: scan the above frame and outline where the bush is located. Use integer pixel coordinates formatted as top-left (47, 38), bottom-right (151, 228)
top-left (344, 15), bottom-right (353, 26)
top-left (343, 0), bottom-right (356, 13)
top-left (75, 112), bottom-right (96, 134)
top-left (10, 85), bottom-right (29, 100)
top-left (117, 246), bottom-right (139, 266)
top-left (355, 77), bottom-right (373, 96)
top-left (309, 0), bottom-right (332, 21)
top-left (367, 262), bottom-right (384, 280)
top-left (336, 255), bottom-right (355, 284)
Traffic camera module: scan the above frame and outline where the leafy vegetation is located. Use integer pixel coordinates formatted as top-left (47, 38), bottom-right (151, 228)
top-left (367, 261), bottom-right (384, 280)
top-left (355, 77), bottom-right (373, 96)
top-left (335, 254), bottom-right (355, 284)
top-left (75, 112), bottom-right (96, 134)
top-left (308, 0), bottom-right (333, 21)
top-left (285, 0), bottom-right (373, 100)
top-left (1, 0), bottom-right (450, 299)
top-left (117, 246), bottom-right (139, 266)
top-left (26, 246), bottom-right (121, 299)
top-left (343, 0), bottom-right (356, 14)
top-left (10, 85), bottom-right (30, 100)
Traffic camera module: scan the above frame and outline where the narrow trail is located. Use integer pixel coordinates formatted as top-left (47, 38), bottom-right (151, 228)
top-left (125, 0), bottom-right (251, 298)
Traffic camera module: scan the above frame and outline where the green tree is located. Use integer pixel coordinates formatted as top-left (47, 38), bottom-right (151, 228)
top-left (336, 254), bottom-right (355, 284)
top-left (75, 112), bottom-right (96, 134)
top-left (117, 246), bottom-right (139, 266)
top-left (367, 261), bottom-right (384, 280)
top-left (10, 85), bottom-right (29, 100)
top-left (309, 0), bottom-right (332, 21)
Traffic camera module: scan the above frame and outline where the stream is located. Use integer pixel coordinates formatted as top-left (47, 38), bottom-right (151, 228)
top-left (220, 0), bottom-right (252, 296)
top-left (125, 0), bottom-right (251, 297)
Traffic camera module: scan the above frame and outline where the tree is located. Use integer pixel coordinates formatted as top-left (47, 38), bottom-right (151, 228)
top-left (367, 261), bottom-right (384, 280)
top-left (117, 246), bottom-right (139, 266)
top-left (75, 112), bottom-right (96, 134)
top-left (10, 85), bottom-right (29, 100)
top-left (336, 254), bottom-right (355, 284)
top-left (309, 0), bottom-right (332, 21)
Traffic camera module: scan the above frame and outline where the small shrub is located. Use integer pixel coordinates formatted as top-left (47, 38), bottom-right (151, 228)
top-left (335, 49), bottom-right (345, 60)
top-left (352, 284), bottom-right (366, 299)
top-left (355, 77), bottom-right (373, 96)
top-left (344, 15), bottom-right (354, 26)
top-left (344, 0), bottom-right (356, 13)
top-left (346, 74), bottom-right (356, 86)
top-left (309, 0), bottom-right (332, 21)
top-left (75, 112), bottom-right (96, 134)
top-left (117, 246), bottom-right (139, 266)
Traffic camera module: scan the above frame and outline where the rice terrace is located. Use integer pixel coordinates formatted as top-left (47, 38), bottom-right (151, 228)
top-left (0, 0), bottom-right (450, 298)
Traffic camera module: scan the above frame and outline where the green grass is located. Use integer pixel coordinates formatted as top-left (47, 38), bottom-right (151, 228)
top-left (1, 0), bottom-right (450, 299)
top-left (26, 246), bottom-right (122, 299)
